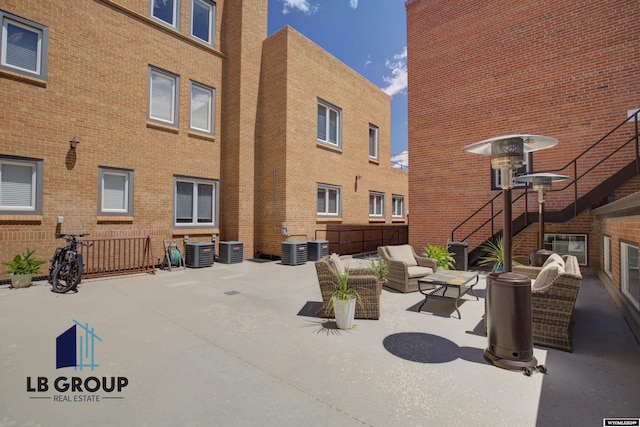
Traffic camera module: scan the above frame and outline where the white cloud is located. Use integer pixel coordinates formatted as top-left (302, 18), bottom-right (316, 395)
top-left (350, 0), bottom-right (358, 9)
top-left (281, 0), bottom-right (319, 15)
top-left (391, 150), bottom-right (408, 169)
top-left (382, 47), bottom-right (407, 98)
top-left (364, 54), bottom-right (372, 67)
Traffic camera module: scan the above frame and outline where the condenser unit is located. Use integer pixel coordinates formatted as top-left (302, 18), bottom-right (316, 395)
top-left (219, 241), bottom-right (244, 264)
top-left (281, 241), bottom-right (308, 266)
top-left (307, 240), bottom-right (329, 261)
top-left (185, 242), bottom-right (214, 268)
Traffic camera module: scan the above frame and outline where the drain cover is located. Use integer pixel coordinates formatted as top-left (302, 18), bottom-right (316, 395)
top-left (224, 290), bottom-right (240, 296)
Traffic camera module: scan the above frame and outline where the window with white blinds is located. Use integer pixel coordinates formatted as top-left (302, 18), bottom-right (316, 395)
top-left (98, 168), bottom-right (133, 215)
top-left (0, 11), bottom-right (48, 79)
top-left (0, 157), bottom-right (42, 214)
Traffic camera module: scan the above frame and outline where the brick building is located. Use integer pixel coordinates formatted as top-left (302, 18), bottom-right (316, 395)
top-left (0, 0), bottom-right (407, 275)
top-left (406, 0), bottom-right (640, 338)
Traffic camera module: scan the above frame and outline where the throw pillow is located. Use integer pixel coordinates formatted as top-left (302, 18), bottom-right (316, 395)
top-left (386, 245), bottom-right (418, 267)
top-left (542, 253), bottom-right (565, 269)
top-left (533, 263), bottom-right (563, 291)
top-left (329, 253), bottom-right (346, 275)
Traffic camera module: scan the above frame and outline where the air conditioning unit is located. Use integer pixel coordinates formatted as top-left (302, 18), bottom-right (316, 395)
top-left (185, 242), bottom-right (214, 268)
top-left (281, 241), bottom-right (308, 266)
top-left (219, 241), bottom-right (244, 264)
top-left (307, 240), bottom-right (329, 261)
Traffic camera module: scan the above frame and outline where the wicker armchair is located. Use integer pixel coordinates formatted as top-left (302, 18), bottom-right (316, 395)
top-left (513, 254), bottom-right (583, 352)
top-left (314, 256), bottom-right (380, 320)
top-left (377, 245), bottom-right (436, 293)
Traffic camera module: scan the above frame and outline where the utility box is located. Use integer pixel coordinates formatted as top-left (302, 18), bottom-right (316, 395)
top-left (447, 242), bottom-right (468, 271)
top-left (281, 241), bottom-right (308, 266)
top-left (185, 242), bottom-right (214, 268)
top-left (307, 240), bottom-right (329, 261)
top-left (219, 241), bottom-right (243, 264)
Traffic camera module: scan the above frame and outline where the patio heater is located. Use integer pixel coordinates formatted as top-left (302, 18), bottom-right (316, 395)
top-left (516, 173), bottom-right (570, 266)
top-left (463, 134), bottom-right (558, 373)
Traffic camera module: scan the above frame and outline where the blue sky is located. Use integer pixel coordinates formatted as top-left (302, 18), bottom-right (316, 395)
top-left (267, 0), bottom-right (408, 163)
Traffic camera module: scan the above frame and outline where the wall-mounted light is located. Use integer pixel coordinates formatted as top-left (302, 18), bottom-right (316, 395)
top-left (355, 175), bottom-right (362, 181)
top-left (69, 137), bottom-right (80, 149)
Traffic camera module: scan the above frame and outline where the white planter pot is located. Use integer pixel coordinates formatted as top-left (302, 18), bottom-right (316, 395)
top-left (333, 296), bottom-right (356, 329)
top-left (10, 274), bottom-right (33, 288)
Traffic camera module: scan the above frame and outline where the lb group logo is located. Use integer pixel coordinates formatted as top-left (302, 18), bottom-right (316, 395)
top-left (27, 320), bottom-right (129, 403)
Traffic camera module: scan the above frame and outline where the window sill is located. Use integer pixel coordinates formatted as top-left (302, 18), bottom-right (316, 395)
top-left (369, 158), bottom-right (380, 165)
top-left (369, 218), bottom-right (386, 223)
top-left (392, 218), bottom-right (406, 223)
top-left (97, 216), bottom-right (133, 223)
top-left (172, 228), bottom-right (219, 236)
top-left (147, 122), bottom-right (179, 134)
top-left (0, 214), bottom-right (42, 223)
top-left (188, 131), bottom-right (216, 142)
top-left (316, 142), bottom-right (342, 154)
top-left (316, 217), bottom-right (342, 223)
top-left (0, 69), bottom-right (47, 88)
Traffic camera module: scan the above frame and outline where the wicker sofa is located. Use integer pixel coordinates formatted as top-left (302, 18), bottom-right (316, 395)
top-left (377, 245), bottom-right (436, 293)
top-left (513, 254), bottom-right (583, 352)
top-left (314, 254), bottom-right (380, 320)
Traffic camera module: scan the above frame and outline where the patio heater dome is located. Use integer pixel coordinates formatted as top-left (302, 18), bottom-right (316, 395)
top-left (516, 172), bottom-right (570, 192)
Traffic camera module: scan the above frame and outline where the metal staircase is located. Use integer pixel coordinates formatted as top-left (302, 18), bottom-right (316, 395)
top-left (451, 110), bottom-right (640, 264)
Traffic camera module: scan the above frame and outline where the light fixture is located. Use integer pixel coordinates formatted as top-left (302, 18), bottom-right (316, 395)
top-left (516, 173), bottom-right (569, 250)
top-left (355, 175), bottom-right (362, 181)
top-left (69, 137), bottom-right (80, 149)
top-left (464, 134), bottom-right (558, 374)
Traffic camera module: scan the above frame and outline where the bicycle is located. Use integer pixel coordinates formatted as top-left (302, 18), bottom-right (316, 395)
top-left (48, 233), bottom-right (92, 293)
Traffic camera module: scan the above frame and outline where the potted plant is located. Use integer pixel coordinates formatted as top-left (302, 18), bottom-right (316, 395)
top-left (368, 257), bottom-right (388, 292)
top-left (2, 248), bottom-right (46, 288)
top-left (477, 237), bottom-right (520, 272)
top-left (423, 244), bottom-right (455, 270)
top-left (324, 269), bottom-right (363, 330)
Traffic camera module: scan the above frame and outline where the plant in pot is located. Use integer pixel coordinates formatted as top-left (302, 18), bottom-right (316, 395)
top-left (423, 244), bottom-right (455, 270)
top-left (368, 257), bottom-right (388, 292)
top-left (324, 269), bottom-right (364, 330)
top-left (477, 237), bottom-right (521, 272)
top-left (2, 248), bottom-right (46, 288)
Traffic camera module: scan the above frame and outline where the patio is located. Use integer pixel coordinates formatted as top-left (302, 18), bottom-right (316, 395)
top-left (0, 259), bottom-right (638, 426)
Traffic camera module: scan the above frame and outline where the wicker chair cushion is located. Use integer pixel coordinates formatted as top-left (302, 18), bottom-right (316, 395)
top-left (407, 266), bottom-right (434, 278)
top-left (532, 262), bottom-right (564, 291)
top-left (542, 253), bottom-right (565, 269)
top-left (329, 253), bottom-right (346, 275)
top-left (385, 245), bottom-right (417, 267)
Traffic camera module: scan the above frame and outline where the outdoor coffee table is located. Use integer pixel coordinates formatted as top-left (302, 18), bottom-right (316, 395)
top-left (417, 270), bottom-right (480, 319)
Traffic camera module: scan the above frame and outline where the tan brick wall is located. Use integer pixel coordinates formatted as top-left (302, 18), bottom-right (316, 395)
top-left (406, 0), bottom-right (640, 262)
top-left (0, 0), bottom-right (225, 273)
top-left (257, 27), bottom-right (408, 257)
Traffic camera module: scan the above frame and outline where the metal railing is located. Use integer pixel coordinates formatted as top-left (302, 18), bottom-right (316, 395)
top-left (315, 226), bottom-right (408, 255)
top-left (80, 236), bottom-right (155, 278)
top-left (452, 111), bottom-right (640, 247)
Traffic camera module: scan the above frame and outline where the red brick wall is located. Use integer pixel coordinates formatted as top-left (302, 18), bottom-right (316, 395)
top-left (406, 0), bottom-right (640, 262)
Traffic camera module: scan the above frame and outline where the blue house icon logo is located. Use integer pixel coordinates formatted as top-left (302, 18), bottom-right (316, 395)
top-left (56, 320), bottom-right (103, 370)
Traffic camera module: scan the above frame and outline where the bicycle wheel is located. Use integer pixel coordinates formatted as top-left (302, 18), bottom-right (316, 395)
top-left (52, 259), bottom-right (83, 293)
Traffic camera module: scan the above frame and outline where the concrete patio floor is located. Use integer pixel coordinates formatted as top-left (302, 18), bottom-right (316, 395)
top-left (1, 259), bottom-right (639, 426)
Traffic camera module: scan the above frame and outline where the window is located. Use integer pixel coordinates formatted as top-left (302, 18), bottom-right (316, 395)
top-left (491, 153), bottom-right (532, 189)
top-left (189, 81), bottom-right (214, 134)
top-left (317, 100), bottom-right (341, 147)
top-left (0, 156), bottom-right (43, 215)
top-left (369, 192), bottom-right (384, 218)
top-left (148, 66), bottom-right (179, 127)
top-left (151, 0), bottom-right (179, 28)
top-left (174, 177), bottom-right (217, 227)
top-left (392, 195), bottom-right (404, 218)
top-left (0, 11), bottom-right (48, 79)
top-left (604, 235), bottom-right (612, 278)
top-left (369, 124), bottom-right (379, 160)
top-left (317, 184), bottom-right (341, 217)
top-left (620, 241), bottom-right (639, 310)
top-left (191, 0), bottom-right (214, 45)
top-left (543, 233), bottom-right (587, 265)
top-left (98, 168), bottom-right (133, 216)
